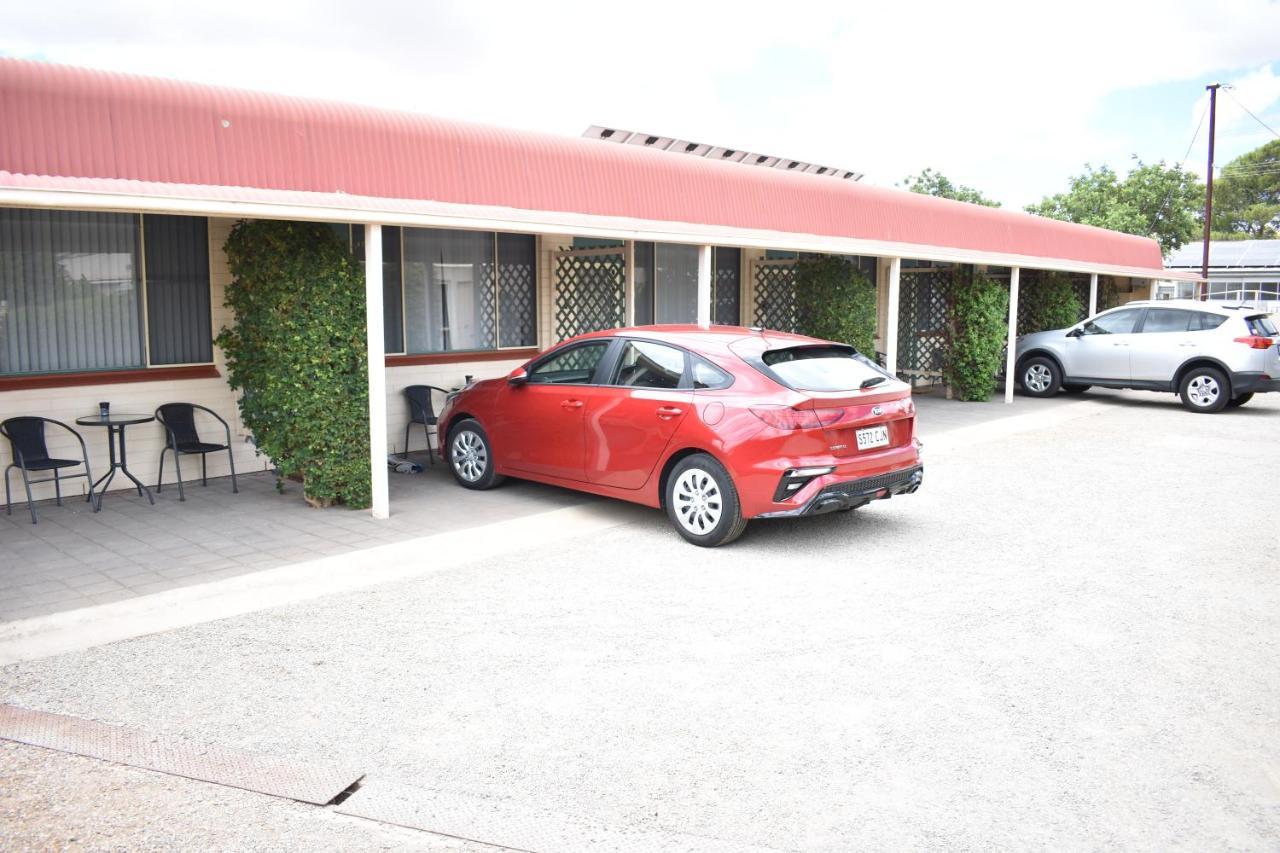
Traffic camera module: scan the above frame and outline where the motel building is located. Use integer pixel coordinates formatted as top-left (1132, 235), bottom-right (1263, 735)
top-left (0, 59), bottom-right (1198, 519)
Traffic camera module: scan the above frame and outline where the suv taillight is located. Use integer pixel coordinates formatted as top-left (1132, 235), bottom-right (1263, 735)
top-left (1234, 336), bottom-right (1275, 350)
top-left (749, 405), bottom-right (844, 430)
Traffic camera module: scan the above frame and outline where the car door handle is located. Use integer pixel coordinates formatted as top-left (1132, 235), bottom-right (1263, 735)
top-left (656, 406), bottom-right (684, 419)
top-left (561, 399), bottom-right (584, 410)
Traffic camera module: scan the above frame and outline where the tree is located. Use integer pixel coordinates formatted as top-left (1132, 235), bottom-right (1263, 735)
top-left (794, 256), bottom-right (877, 354)
top-left (900, 168), bottom-right (1001, 207)
top-left (1025, 158), bottom-right (1203, 255)
top-left (1212, 139), bottom-right (1280, 240)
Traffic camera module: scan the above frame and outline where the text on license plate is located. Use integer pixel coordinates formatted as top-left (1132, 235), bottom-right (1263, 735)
top-left (855, 424), bottom-right (890, 451)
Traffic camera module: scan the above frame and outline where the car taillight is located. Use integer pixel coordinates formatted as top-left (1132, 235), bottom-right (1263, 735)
top-left (1234, 335), bottom-right (1274, 350)
top-left (749, 405), bottom-right (845, 430)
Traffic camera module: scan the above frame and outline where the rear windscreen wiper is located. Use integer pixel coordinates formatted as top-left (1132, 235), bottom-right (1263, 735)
top-left (860, 376), bottom-right (887, 389)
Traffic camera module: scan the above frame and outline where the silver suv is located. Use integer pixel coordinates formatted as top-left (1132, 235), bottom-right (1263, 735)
top-left (1015, 300), bottom-right (1280, 413)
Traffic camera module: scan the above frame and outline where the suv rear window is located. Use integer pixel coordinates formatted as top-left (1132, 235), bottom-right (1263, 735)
top-left (1189, 311), bottom-right (1227, 331)
top-left (1247, 315), bottom-right (1278, 336)
top-left (760, 346), bottom-right (888, 392)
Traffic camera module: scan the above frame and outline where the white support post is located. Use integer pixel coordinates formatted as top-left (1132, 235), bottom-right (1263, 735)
top-left (364, 224), bottom-right (390, 520)
top-left (624, 240), bottom-right (636, 327)
top-left (1088, 272), bottom-right (1098, 316)
top-left (696, 245), bottom-right (712, 327)
top-left (1004, 266), bottom-right (1020, 404)
top-left (1148, 278), bottom-right (1158, 300)
top-left (885, 257), bottom-right (901, 375)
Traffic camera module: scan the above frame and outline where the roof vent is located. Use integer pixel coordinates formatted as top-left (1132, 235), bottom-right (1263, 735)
top-left (581, 125), bottom-right (862, 181)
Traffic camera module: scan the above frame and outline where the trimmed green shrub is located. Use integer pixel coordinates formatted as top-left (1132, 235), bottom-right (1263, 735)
top-left (794, 256), bottom-right (877, 354)
top-left (1020, 272), bottom-right (1082, 333)
top-left (216, 220), bottom-right (372, 508)
top-left (945, 269), bottom-right (1009, 401)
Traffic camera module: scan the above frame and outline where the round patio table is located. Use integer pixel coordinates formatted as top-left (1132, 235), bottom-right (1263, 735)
top-left (75, 413), bottom-right (156, 507)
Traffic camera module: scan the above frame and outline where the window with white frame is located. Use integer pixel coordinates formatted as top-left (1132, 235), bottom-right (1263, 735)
top-left (0, 208), bottom-right (211, 377)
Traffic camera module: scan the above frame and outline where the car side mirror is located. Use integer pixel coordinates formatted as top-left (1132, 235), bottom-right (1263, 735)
top-left (1066, 327), bottom-right (1084, 338)
top-left (507, 367), bottom-right (529, 386)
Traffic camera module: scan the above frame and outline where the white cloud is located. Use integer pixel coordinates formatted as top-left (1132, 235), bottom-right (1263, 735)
top-left (3, 0), bottom-right (1279, 207)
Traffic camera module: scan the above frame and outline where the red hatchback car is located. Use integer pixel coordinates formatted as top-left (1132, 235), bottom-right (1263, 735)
top-left (438, 326), bottom-right (923, 546)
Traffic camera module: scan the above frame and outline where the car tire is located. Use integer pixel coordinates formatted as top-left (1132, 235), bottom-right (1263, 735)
top-left (446, 419), bottom-right (504, 489)
top-left (1062, 384), bottom-right (1091, 394)
top-left (1226, 392), bottom-right (1254, 408)
top-left (1019, 356), bottom-right (1062, 397)
top-left (664, 453), bottom-right (747, 547)
top-left (1178, 366), bottom-right (1230, 413)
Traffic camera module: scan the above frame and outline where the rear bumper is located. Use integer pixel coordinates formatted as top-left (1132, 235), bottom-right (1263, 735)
top-left (1231, 372), bottom-right (1280, 394)
top-left (757, 465), bottom-right (923, 518)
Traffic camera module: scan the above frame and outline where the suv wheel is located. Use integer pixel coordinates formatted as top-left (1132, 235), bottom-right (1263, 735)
top-left (1019, 356), bottom-right (1062, 397)
top-left (447, 419), bottom-right (504, 489)
top-left (1178, 366), bottom-right (1230, 413)
top-left (665, 454), bottom-right (747, 547)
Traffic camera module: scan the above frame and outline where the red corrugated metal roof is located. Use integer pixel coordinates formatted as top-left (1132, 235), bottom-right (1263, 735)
top-left (1, 58), bottom-right (1169, 272)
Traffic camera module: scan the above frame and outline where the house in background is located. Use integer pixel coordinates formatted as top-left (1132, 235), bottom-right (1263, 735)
top-left (0, 59), bottom-right (1197, 518)
top-left (1159, 240), bottom-right (1280, 312)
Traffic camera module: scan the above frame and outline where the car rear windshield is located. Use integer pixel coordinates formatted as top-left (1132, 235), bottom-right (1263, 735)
top-left (760, 345), bottom-right (888, 392)
top-left (1247, 315), bottom-right (1278, 336)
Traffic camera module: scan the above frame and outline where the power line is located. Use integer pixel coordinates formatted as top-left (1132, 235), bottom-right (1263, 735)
top-left (1223, 88), bottom-right (1280, 140)
top-left (1219, 162), bottom-right (1280, 174)
top-left (1180, 101), bottom-right (1210, 164)
top-left (1145, 100), bottom-right (1209, 236)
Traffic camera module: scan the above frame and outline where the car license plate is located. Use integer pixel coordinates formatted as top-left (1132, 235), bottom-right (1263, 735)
top-left (855, 424), bottom-right (890, 451)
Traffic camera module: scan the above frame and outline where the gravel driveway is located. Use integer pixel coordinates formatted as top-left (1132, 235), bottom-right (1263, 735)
top-left (3, 389), bottom-right (1278, 851)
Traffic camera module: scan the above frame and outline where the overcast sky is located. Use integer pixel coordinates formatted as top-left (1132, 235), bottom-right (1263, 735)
top-left (4, 0), bottom-right (1279, 208)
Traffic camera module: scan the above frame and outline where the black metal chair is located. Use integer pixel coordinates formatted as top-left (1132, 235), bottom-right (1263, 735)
top-left (155, 403), bottom-right (238, 501)
top-left (403, 385), bottom-right (450, 464)
top-left (2, 416), bottom-right (98, 524)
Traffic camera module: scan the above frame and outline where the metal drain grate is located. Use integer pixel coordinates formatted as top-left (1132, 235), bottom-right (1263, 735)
top-left (335, 781), bottom-right (784, 853)
top-left (0, 704), bottom-right (362, 805)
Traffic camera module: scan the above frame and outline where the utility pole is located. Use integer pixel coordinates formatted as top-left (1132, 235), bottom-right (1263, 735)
top-left (1200, 83), bottom-right (1221, 298)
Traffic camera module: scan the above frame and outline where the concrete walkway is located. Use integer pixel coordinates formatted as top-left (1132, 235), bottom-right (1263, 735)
top-left (1, 455), bottom-right (590, 622)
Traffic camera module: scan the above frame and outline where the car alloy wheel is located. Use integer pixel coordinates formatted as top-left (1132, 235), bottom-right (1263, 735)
top-left (1186, 375), bottom-right (1221, 408)
top-left (1018, 356), bottom-right (1061, 397)
top-left (672, 467), bottom-right (723, 535)
top-left (1023, 363), bottom-right (1053, 394)
top-left (450, 429), bottom-right (488, 482)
